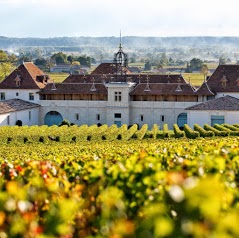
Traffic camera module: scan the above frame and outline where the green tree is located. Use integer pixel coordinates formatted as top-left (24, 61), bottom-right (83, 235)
top-left (159, 53), bottom-right (169, 66)
top-left (186, 58), bottom-right (203, 72)
top-left (34, 58), bottom-right (47, 66)
top-left (51, 52), bottom-right (68, 64)
top-left (0, 62), bottom-right (12, 80)
top-left (144, 61), bottom-right (152, 71)
top-left (0, 50), bottom-right (14, 81)
top-left (77, 56), bottom-right (92, 67)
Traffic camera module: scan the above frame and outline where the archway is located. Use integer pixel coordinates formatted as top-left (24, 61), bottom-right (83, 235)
top-left (177, 113), bottom-right (187, 130)
top-left (44, 111), bottom-right (63, 126)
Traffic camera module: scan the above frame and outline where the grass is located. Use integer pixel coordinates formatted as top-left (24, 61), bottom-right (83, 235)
top-left (183, 73), bottom-right (208, 87)
top-left (48, 73), bottom-right (69, 83)
top-left (47, 72), bottom-right (206, 87)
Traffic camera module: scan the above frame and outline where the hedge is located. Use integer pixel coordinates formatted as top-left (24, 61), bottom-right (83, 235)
top-left (184, 124), bottom-right (200, 139)
top-left (194, 124), bottom-right (214, 137)
top-left (173, 124), bottom-right (185, 138)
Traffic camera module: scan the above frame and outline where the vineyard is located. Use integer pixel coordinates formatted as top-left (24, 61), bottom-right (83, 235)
top-left (1, 123), bottom-right (239, 144)
top-left (1, 124), bottom-right (239, 237)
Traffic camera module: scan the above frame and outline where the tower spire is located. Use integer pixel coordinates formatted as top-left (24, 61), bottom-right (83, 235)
top-left (119, 30), bottom-right (122, 50)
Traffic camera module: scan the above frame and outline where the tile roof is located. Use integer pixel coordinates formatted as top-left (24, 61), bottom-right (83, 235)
top-left (206, 64), bottom-right (239, 93)
top-left (186, 95), bottom-right (239, 110)
top-left (39, 83), bottom-right (108, 95)
top-left (195, 81), bottom-right (215, 96)
top-left (91, 63), bottom-right (131, 74)
top-left (130, 83), bottom-right (196, 96)
top-left (0, 62), bottom-right (49, 90)
top-left (63, 73), bottom-right (188, 84)
top-left (0, 99), bottom-right (40, 114)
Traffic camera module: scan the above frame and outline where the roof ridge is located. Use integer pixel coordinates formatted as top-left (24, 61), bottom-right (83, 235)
top-left (22, 63), bottom-right (41, 89)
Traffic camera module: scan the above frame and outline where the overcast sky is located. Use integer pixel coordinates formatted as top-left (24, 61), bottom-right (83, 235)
top-left (1, 0), bottom-right (239, 38)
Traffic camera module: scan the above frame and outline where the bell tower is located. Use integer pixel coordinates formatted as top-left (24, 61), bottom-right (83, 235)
top-left (112, 32), bottom-right (129, 81)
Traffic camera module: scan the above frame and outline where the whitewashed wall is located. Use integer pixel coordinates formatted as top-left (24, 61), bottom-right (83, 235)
top-left (0, 89), bottom-right (40, 102)
top-left (39, 100), bottom-right (107, 125)
top-left (131, 101), bottom-right (199, 129)
top-left (187, 110), bottom-right (239, 127)
top-left (216, 93), bottom-right (239, 99)
top-left (0, 107), bottom-right (39, 126)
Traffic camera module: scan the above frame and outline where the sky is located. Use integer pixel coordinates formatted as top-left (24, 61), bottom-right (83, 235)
top-left (1, 0), bottom-right (239, 38)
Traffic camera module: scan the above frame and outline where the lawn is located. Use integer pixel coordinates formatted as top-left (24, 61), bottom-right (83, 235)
top-left (48, 73), bottom-right (69, 83)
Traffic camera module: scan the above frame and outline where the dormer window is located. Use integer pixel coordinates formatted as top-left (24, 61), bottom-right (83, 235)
top-left (14, 75), bottom-right (21, 87)
top-left (220, 75), bottom-right (228, 88)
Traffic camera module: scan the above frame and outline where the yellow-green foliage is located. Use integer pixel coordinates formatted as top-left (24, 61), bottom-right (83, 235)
top-left (184, 124), bottom-right (200, 139)
top-left (0, 138), bottom-right (239, 237)
top-left (134, 124), bottom-right (148, 140)
top-left (151, 124), bottom-right (159, 139)
top-left (163, 124), bottom-right (169, 138)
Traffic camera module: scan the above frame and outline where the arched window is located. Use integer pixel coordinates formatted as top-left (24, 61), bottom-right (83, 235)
top-left (177, 113), bottom-right (187, 130)
top-left (44, 111), bottom-right (63, 126)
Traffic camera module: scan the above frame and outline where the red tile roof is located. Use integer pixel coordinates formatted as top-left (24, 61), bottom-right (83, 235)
top-left (0, 62), bottom-right (48, 90)
top-left (206, 64), bottom-right (239, 93)
top-left (186, 95), bottom-right (239, 110)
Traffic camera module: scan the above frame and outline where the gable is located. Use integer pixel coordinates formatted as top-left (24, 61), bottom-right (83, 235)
top-left (0, 62), bottom-right (48, 90)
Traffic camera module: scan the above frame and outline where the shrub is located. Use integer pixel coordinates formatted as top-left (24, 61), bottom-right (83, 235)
top-left (194, 124), bottom-right (214, 137)
top-left (223, 124), bottom-right (239, 131)
top-left (184, 124), bottom-right (200, 139)
top-left (15, 120), bottom-right (22, 126)
top-left (134, 124), bottom-right (148, 140)
top-left (122, 124), bottom-right (138, 140)
top-left (59, 119), bottom-right (71, 127)
top-left (151, 124), bottom-right (159, 139)
top-left (173, 124), bottom-right (185, 138)
top-left (214, 124), bottom-right (230, 136)
top-left (204, 124), bottom-right (228, 136)
top-left (163, 124), bottom-right (169, 138)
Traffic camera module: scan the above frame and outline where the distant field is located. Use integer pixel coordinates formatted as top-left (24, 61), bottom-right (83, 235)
top-left (183, 73), bottom-right (208, 87)
top-left (47, 72), bottom-right (207, 87)
top-left (48, 73), bottom-right (69, 83)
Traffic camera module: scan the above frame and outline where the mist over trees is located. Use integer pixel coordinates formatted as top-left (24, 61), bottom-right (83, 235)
top-left (1, 36), bottom-right (239, 78)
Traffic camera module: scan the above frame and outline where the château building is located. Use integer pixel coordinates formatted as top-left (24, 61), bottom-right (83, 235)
top-left (1, 44), bottom-right (239, 129)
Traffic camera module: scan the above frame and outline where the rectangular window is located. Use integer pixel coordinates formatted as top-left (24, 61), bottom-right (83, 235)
top-left (211, 115), bottom-right (224, 126)
top-left (29, 111), bottom-right (31, 121)
top-left (114, 121), bottom-right (121, 127)
top-left (140, 114), bottom-right (144, 122)
top-left (7, 115), bottom-right (10, 125)
top-left (0, 92), bottom-right (5, 100)
top-left (29, 93), bottom-right (34, 101)
top-left (96, 114), bottom-right (100, 121)
top-left (75, 113), bottom-right (80, 120)
top-left (114, 113), bottom-right (121, 118)
top-left (114, 92), bottom-right (122, 101)
top-left (161, 115), bottom-right (165, 122)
